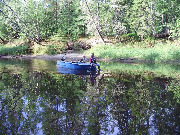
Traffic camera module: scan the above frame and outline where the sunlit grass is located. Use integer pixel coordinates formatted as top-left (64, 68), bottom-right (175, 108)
top-left (0, 38), bottom-right (67, 55)
top-left (31, 44), bottom-right (66, 55)
top-left (0, 43), bottom-right (29, 55)
top-left (85, 40), bottom-right (180, 63)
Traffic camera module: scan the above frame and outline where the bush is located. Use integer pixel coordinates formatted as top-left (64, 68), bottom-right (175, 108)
top-left (0, 45), bottom-right (29, 55)
top-left (121, 33), bottom-right (141, 42)
top-left (31, 44), bottom-right (66, 55)
top-left (46, 45), bottom-right (66, 55)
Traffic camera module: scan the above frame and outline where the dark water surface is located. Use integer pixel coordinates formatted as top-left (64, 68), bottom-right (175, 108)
top-left (0, 59), bottom-right (179, 135)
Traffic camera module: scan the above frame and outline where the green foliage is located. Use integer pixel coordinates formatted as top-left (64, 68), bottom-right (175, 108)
top-left (0, 23), bottom-right (8, 40)
top-left (32, 44), bottom-right (66, 55)
top-left (46, 45), bottom-right (65, 55)
top-left (0, 44), bottom-right (29, 55)
top-left (58, 0), bottom-right (86, 41)
top-left (0, 0), bottom-right (179, 56)
top-left (0, 0), bottom-right (179, 41)
top-left (0, 38), bottom-right (66, 56)
top-left (121, 33), bottom-right (141, 42)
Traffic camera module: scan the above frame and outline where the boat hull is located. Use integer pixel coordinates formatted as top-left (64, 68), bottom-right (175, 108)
top-left (57, 61), bottom-right (97, 71)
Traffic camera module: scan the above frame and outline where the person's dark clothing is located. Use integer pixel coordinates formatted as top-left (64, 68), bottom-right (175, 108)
top-left (90, 56), bottom-right (96, 64)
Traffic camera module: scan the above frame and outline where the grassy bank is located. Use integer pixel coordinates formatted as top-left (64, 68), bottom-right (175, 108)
top-left (85, 40), bottom-right (180, 63)
top-left (0, 38), bottom-right (66, 55)
top-left (0, 39), bottom-right (29, 55)
top-left (1, 38), bottom-right (179, 64)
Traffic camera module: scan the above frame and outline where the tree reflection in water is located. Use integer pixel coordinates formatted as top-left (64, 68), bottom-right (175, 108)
top-left (0, 68), bottom-right (179, 134)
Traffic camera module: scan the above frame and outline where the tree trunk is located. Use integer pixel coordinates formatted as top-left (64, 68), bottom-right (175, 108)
top-left (24, 0), bottom-right (41, 42)
top-left (84, 0), bottom-right (105, 43)
top-left (96, 0), bottom-right (105, 43)
top-left (0, 36), bottom-right (5, 42)
top-left (55, 0), bottom-right (58, 33)
top-left (150, 1), bottom-right (155, 33)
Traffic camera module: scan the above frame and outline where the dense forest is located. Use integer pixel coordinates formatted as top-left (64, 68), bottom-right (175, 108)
top-left (0, 0), bottom-right (179, 42)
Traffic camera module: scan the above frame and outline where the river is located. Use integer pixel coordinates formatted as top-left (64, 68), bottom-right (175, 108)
top-left (0, 58), bottom-right (179, 134)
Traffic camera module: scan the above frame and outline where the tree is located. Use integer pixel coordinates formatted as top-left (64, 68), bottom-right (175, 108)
top-left (153, 0), bottom-right (180, 37)
top-left (57, 0), bottom-right (86, 40)
top-left (84, 0), bottom-right (106, 42)
top-left (110, 0), bottom-right (132, 39)
top-left (128, 0), bottom-right (153, 39)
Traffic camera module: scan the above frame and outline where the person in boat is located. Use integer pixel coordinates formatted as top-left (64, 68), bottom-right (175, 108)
top-left (61, 54), bottom-right (66, 61)
top-left (90, 53), bottom-right (100, 70)
top-left (80, 55), bottom-right (87, 63)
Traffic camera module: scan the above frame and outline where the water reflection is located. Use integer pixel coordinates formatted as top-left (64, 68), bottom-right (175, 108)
top-left (0, 59), bottom-right (179, 134)
top-left (57, 66), bottom-right (100, 86)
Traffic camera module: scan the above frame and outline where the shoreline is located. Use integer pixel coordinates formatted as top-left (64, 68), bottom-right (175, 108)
top-left (0, 53), bottom-right (84, 61)
top-left (0, 53), bottom-right (142, 62)
top-left (0, 53), bottom-right (179, 65)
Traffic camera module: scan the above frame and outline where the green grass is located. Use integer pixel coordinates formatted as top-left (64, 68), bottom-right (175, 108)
top-left (85, 40), bottom-right (180, 63)
top-left (31, 44), bottom-right (66, 55)
top-left (0, 38), bottom-right (67, 55)
top-left (0, 44), bottom-right (29, 55)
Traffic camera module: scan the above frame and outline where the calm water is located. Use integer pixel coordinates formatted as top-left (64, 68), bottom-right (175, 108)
top-left (0, 59), bottom-right (179, 135)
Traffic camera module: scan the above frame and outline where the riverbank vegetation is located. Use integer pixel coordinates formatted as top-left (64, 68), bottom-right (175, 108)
top-left (85, 40), bottom-right (180, 63)
top-left (0, 0), bottom-right (179, 63)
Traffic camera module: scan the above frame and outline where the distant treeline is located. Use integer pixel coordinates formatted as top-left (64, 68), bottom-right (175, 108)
top-left (0, 0), bottom-right (179, 42)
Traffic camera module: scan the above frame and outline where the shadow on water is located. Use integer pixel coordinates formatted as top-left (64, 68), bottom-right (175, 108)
top-left (0, 59), bottom-right (179, 134)
top-left (57, 65), bottom-right (100, 86)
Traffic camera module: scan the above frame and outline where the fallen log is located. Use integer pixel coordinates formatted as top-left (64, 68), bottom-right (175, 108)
top-left (0, 36), bottom-right (5, 42)
top-left (151, 29), bottom-right (171, 39)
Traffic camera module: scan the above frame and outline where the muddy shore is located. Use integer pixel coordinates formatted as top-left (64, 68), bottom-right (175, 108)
top-left (0, 53), bottom-right (84, 61)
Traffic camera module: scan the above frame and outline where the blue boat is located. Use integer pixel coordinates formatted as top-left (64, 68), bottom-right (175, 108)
top-left (56, 61), bottom-right (97, 71)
